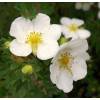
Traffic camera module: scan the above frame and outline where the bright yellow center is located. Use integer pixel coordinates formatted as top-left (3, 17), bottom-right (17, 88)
top-left (58, 53), bottom-right (73, 73)
top-left (26, 32), bottom-right (42, 54)
top-left (68, 23), bottom-right (78, 32)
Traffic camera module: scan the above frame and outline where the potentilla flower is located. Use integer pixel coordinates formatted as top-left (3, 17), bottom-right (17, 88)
top-left (60, 17), bottom-right (91, 40)
top-left (9, 13), bottom-right (61, 60)
top-left (50, 39), bottom-right (90, 93)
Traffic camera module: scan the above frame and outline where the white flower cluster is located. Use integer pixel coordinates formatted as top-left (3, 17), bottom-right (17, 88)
top-left (9, 13), bottom-right (91, 93)
top-left (75, 2), bottom-right (94, 11)
top-left (75, 3), bottom-right (100, 20)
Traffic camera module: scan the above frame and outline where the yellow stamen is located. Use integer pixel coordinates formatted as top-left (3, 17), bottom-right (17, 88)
top-left (58, 53), bottom-right (73, 73)
top-left (26, 32), bottom-right (42, 55)
top-left (68, 23), bottom-right (78, 32)
top-left (59, 54), bottom-right (70, 66)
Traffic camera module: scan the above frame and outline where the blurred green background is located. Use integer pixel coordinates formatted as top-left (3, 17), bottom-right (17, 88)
top-left (0, 2), bottom-right (100, 98)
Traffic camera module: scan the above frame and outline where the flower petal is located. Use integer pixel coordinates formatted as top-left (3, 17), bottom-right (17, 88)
top-left (50, 63), bottom-right (60, 84)
top-left (77, 52), bottom-right (90, 61)
top-left (9, 17), bottom-right (34, 43)
top-left (60, 39), bottom-right (88, 57)
top-left (77, 29), bottom-right (91, 39)
top-left (61, 17), bottom-right (84, 26)
top-left (72, 18), bottom-right (84, 26)
top-left (60, 17), bottom-right (71, 25)
top-left (10, 39), bottom-right (32, 57)
top-left (32, 13), bottom-right (50, 33)
top-left (37, 40), bottom-right (59, 60)
top-left (56, 69), bottom-right (73, 93)
top-left (71, 57), bottom-right (87, 81)
top-left (71, 33), bottom-right (79, 40)
top-left (43, 24), bottom-right (61, 40)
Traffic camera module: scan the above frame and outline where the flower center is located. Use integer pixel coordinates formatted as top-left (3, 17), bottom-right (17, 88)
top-left (58, 52), bottom-right (73, 73)
top-left (68, 23), bottom-right (78, 32)
top-left (59, 54), bottom-right (70, 66)
top-left (26, 32), bottom-right (42, 55)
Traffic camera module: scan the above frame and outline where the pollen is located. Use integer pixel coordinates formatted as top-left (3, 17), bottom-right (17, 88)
top-left (68, 23), bottom-right (78, 32)
top-left (59, 54), bottom-right (70, 66)
top-left (26, 32), bottom-right (42, 54)
top-left (58, 53), bottom-right (73, 73)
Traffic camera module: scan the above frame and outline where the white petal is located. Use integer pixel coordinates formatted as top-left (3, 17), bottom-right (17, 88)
top-left (77, 52), bottom-right (90, 61)
top-left (50, 64), bottom-right (60, 84)
top-left (60, 39), bottom-right (88, 57)
top-left (60, 17), bottom-right (84, 27)
top-left (60, 17), bottom-right (71, 25)
top-left (77, 29), bottom-right (91, 39)
top-left (71, 57), bottom-right (87, 81)
top-left (56, 69), bottom-right (73, 93)
top-left (10, 39), bottom-right (32, 57)
top-left (9, 17), bottom-right (34, 43)
top-left (72, 18), bottom-right (84, 26)
top-left (43, 24), bottom-right (61, 40)
top-left (71, 33), bottom-right (79, 40)
top-left (37, 40), bottom-right (59, 60)
top-left (32, 13), bottom-right (50, 33)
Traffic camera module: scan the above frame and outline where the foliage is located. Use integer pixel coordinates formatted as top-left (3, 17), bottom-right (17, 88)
top-left (0, 2), bottom-right (100, 97)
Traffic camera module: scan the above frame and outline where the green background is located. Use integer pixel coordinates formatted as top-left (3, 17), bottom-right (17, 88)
top-left (0, 2), bottom-right (100, 97)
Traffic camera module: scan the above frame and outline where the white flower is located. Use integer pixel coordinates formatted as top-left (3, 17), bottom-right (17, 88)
top-left (50, 39), bottom-right (90, 93)
top-left (60, 17), bottom-right (91, 40)
top-left (9, 13), bottom-right (61, 60)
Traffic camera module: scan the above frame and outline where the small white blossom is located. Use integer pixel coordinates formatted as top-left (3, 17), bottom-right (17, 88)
top-left (60, 17), bottom-right (91, 40)
top-left (50, 39), bottom-right (90, 93)
top-left (75, 2), bottom-right (94, 11)
top-left (9, 13), bottom-right (61, 60)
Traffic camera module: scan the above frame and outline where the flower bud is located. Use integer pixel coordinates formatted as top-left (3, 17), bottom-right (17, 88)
top-left (22, 64), bottom-right (33, 74)
top-left (59, 37), bottom-right (68, 45)
top-left (4, 41), bottom-right (11, 48)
